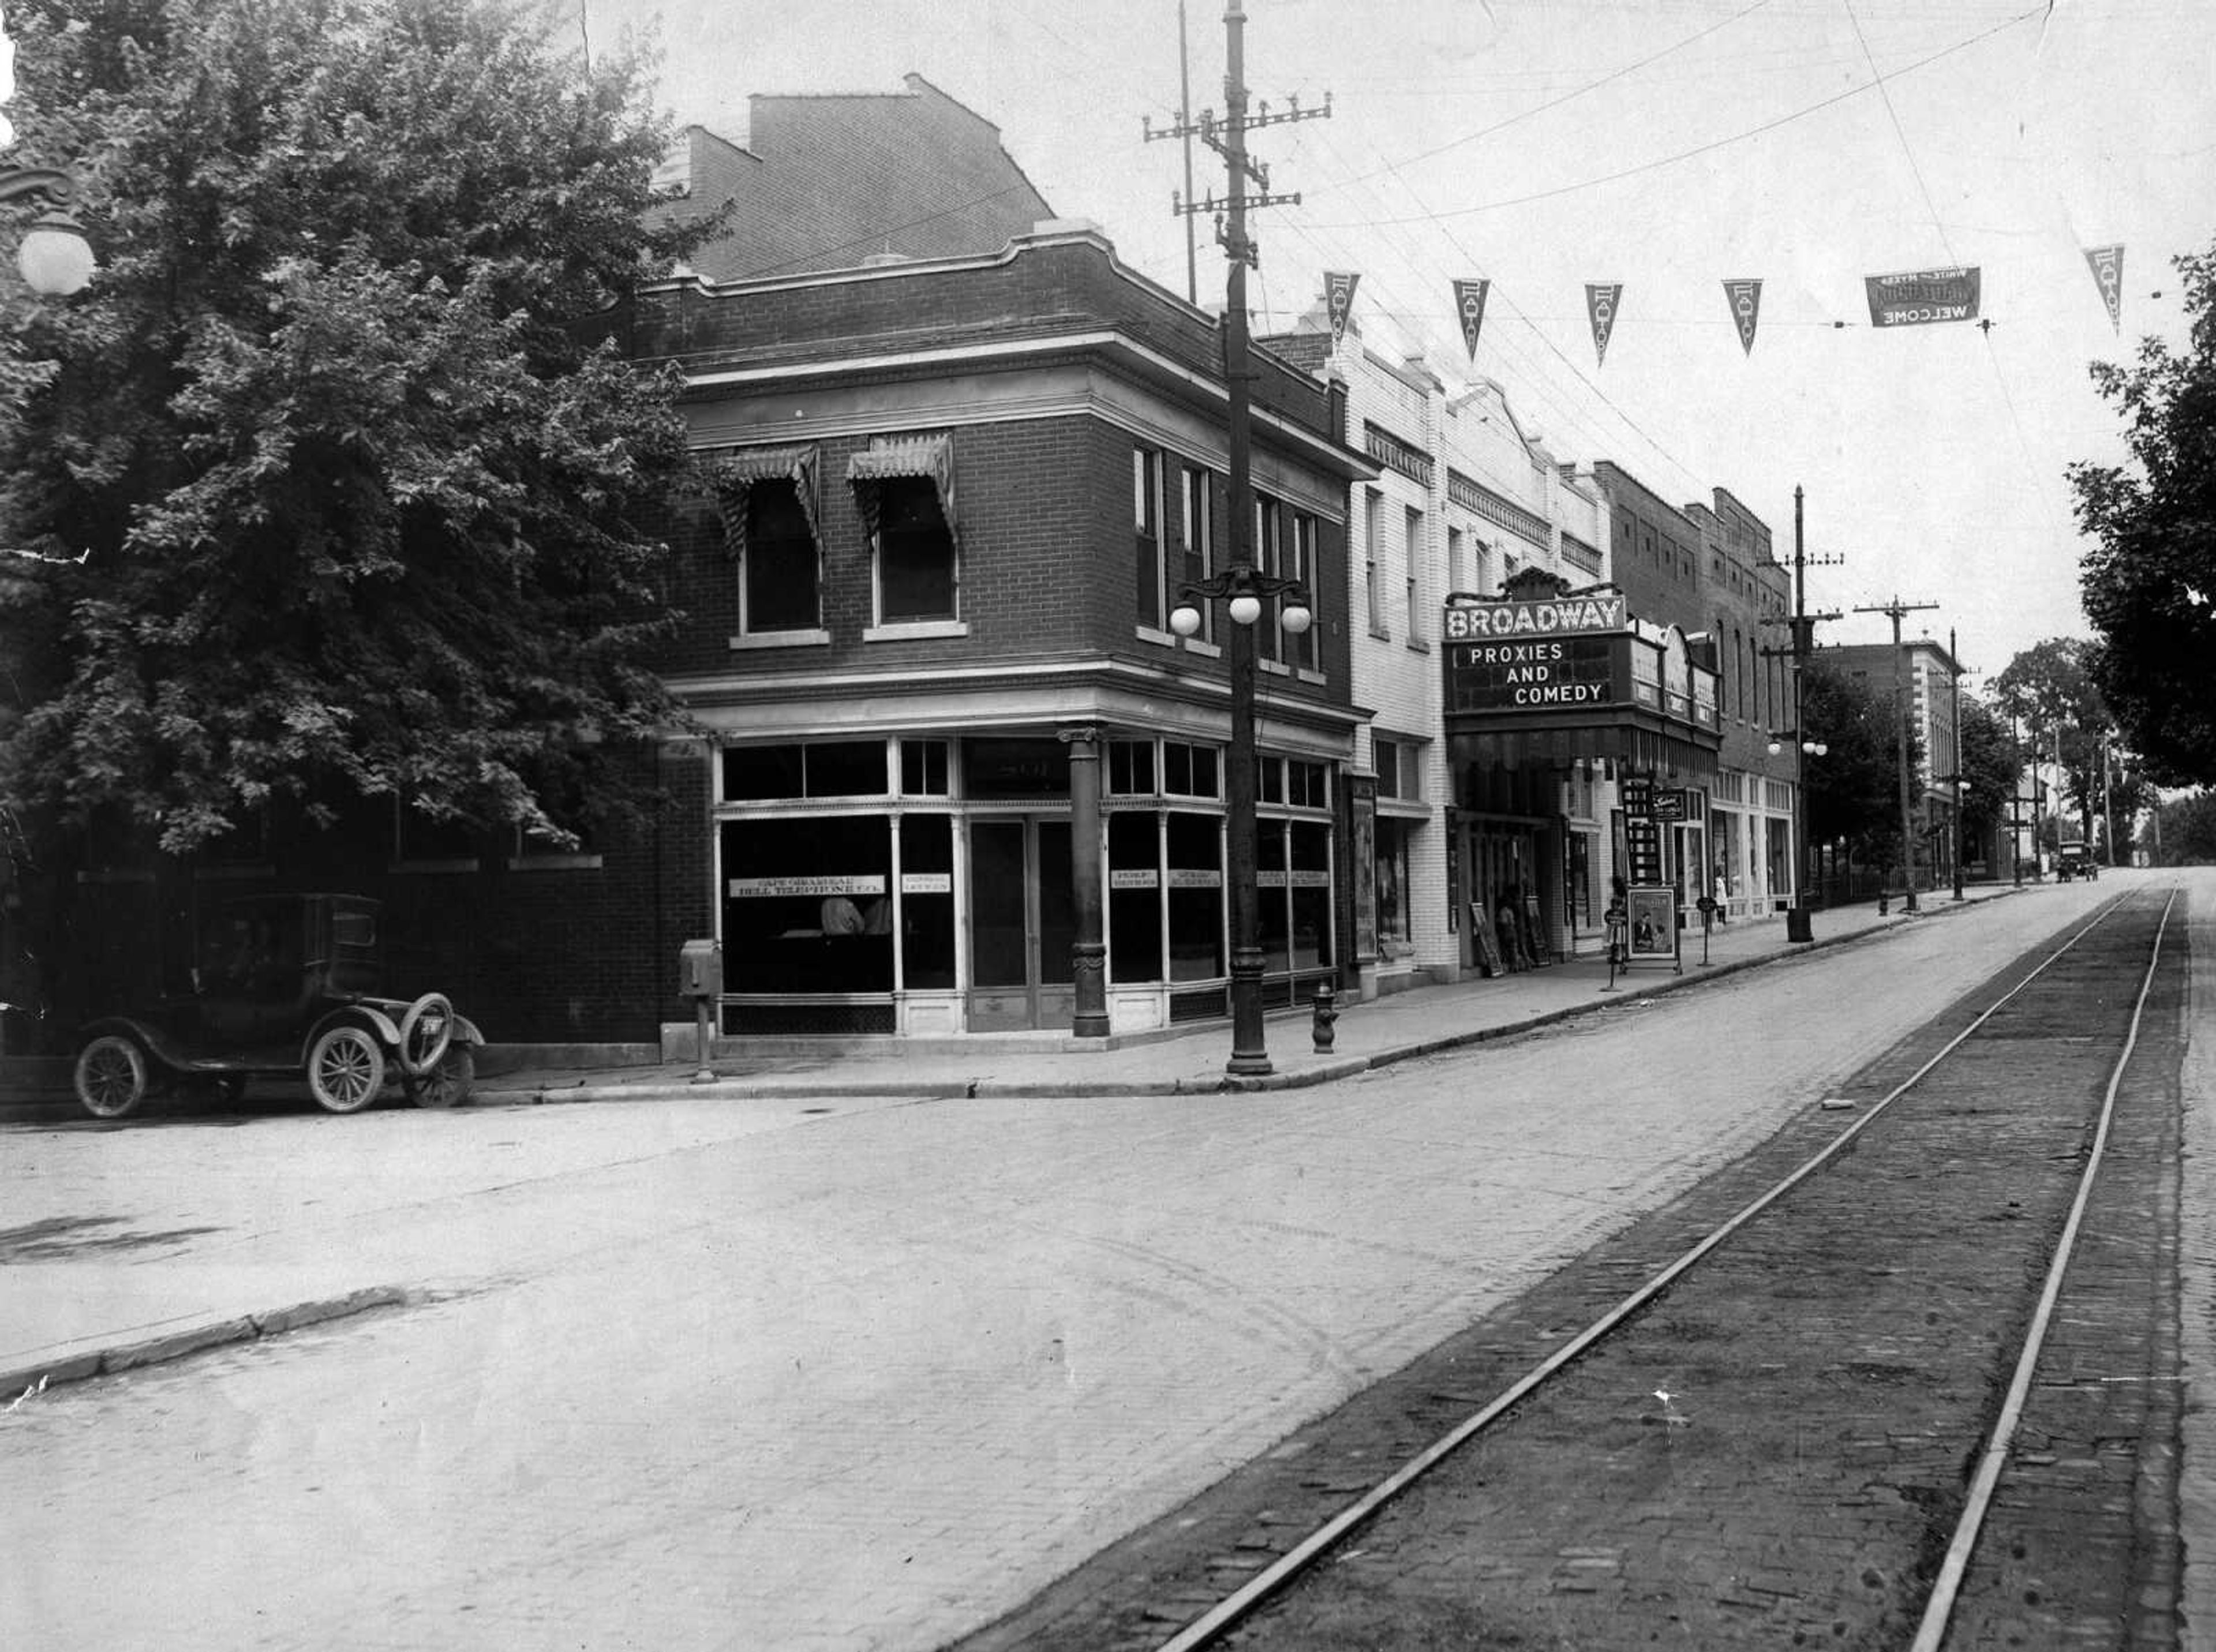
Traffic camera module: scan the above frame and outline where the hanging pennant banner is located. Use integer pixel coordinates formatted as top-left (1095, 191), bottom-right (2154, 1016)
top-left (1863, 266), bottom-right (1982, 327)
top-left (1585, 283), bottom-right (1622, 366)
top-left (1324, 271), bottom-right (1360, 349)
top-left (1722, 279), bottom-right (1762, 355)
top-left (1451, 278), bottom-right (1489, 360)
top-left (2083, 244), bottom-right (2124, 334)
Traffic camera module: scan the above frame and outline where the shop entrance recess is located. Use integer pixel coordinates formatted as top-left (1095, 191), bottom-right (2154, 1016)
top-left (968, 817), bottom-right (1076, 1031)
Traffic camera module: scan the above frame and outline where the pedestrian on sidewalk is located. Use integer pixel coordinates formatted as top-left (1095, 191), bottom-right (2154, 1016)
top-left (1495, 883), bottom-right (1533, 972)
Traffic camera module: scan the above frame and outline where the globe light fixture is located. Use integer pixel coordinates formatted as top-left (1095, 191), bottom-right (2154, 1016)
top-left (16, 208), bottom-right (93, 294)
top-left (1, 168), bottom-right (95, 295)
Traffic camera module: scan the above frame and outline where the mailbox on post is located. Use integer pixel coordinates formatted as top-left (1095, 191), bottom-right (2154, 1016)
top-left (679, 939), bottom-right (720, 1081)
top-left (679, 938), bottom-right (722, 1000)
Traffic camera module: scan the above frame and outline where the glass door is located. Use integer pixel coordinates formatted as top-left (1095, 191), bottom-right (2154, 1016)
top-left (967, 818), bottom-right (1075, 1031)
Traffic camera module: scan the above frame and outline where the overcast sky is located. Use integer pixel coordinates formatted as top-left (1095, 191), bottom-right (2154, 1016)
top-left (582, 0), bottom-right (2215, 681)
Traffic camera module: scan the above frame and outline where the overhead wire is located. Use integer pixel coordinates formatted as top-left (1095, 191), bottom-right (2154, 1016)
top-left (1304, 2), bottom-right (2045, 229)
top-left (1840, 0), bottom-right (2082, 563)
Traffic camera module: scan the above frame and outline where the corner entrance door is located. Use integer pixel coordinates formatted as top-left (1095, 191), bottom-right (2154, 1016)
top-left (968, 817), bottom-right (1075, 1032)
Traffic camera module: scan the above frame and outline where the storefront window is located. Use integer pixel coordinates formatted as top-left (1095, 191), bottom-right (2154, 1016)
top-left (1256, 819), bottom-right (1290, 972)
top-left (900, 740), bottom-right (949, 796)
top-left (1163, 741), bottom-right (1220, 799)
top-left (1107, 740), bottom-right (1156, 796)
top-left (1108, 812), bottom-right (1163, 983)
top-left (725, 741), bottom-right (890, 801)
top-left (1291, 819), bottom-right (1332, 971)
top-left (1374, 819), bottom-right (1412, 956)
top-left (1166, 811), bottom-right (1223, 980)
top-left (721, 816), bottom-right (892, 994)
top-left (900, 815), bottom-right (955, 989)
top-left (964, 737), bottom-right (1070, 799)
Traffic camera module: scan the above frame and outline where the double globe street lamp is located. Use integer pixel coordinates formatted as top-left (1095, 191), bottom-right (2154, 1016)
top-left (1170, 567), bottom-right (1312, 1077)
top-left (1768, 729), bottom-right (1828, 939)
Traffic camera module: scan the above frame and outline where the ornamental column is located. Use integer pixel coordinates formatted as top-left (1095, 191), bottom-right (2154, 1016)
top-left (1062, 725), bottom-right (1109, 1036)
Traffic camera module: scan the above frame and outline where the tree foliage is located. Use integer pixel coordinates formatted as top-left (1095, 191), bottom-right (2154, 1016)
top-left (2146, 790), bottom-right (2216, 866)
top-left (1955, 695), bottom-right (2019, 860)
top-left (1990, 638), bottom-right (2122, 847)
top-left (2071, 239), bottom-right (2216, 786)
top-left (1802, 655), bottom-right (1921, 869)
top-left (0, 0), bottom-right (712, 855)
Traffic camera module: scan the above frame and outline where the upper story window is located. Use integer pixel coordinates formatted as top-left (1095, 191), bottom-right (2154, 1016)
top-left (1403, 507), bottom-right (1424, 647)
top-left (1254, 495), bottom-right (1320, 672)
top-left (1375, 737), bottom-right (1423, 801)
top-left (1180, 465), bottom-right (1216, 644)
top-left (849, 434), bottom-right (961, 632)
top-left (1134, 445), bottom-right (1166, 630)
top-left (1365, 487), bottom-right (1386, 638)
top-left (712, 444), bottom-right (823, 643)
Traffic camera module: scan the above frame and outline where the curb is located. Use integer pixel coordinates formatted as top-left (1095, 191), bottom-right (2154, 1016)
top-left (426, 896), bottom-right (2023, 1110)
top-left (1, 1284), bottom-right (411, 1404)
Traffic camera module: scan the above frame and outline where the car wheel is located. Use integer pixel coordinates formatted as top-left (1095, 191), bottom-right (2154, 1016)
top-left (308, 1025), bottom-right (387, 1114)
top-left (396, 992), bottom-right (455, 1077)
top-left (411, 1046), bottom-right (474, 1110)
top-left (74, 1035), bottom-right (149, 1120)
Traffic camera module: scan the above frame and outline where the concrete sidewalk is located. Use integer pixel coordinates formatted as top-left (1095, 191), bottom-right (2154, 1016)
top-left (1, 888), bottom-right (2015, 1404)
top-left (480, 889), bottom-right (1982, 1105)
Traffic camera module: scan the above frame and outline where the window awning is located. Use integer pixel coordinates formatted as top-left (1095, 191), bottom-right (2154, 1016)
top-left (709, 444), bottom-right (818, 560)
top-left (847, 433), bottom-right (956, 544)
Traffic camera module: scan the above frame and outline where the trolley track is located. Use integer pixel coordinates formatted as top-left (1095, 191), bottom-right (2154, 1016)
top-left (953, 887), bottom-right (2188, 1651)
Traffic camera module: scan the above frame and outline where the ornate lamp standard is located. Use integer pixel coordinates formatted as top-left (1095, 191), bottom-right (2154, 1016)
top-left (1171, 570), bottom-right (1311, 1076)
top-left (1768, 728), bottom-right (1827, 920)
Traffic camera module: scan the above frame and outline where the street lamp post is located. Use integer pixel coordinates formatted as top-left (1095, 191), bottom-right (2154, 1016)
top-left (1768, 729), bottom-right (1829, 921)
top-left (1171, 568), bottom-right (1311, 1076)
top-left (1948, 629), bottom-right (1965, 901)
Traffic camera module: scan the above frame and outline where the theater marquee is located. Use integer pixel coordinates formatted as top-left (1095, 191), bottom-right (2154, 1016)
top-left (1446, 594), bottom-right (1630, 713)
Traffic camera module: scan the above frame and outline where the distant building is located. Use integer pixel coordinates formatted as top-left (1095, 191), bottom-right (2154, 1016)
top-left (1824, 636), bottom-right (1965, 891)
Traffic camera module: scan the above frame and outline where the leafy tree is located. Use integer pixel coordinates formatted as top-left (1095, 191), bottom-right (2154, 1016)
top-left (1990, 638), bottom-right (2112, 849)
top-left (0, 0), bottom-right (711, 861)
top-left (1802, 655), bottom-right (1921, 874)
top-left (1956, 695), bottom-right (2019, 867)
top-left (2071, 239), bottom-right (2216, 786)
top-left (2146, 790), bottom-right (2216, 865)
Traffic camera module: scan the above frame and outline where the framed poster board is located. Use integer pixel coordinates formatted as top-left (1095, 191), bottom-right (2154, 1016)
top-left (1521, 891), bottom-right (1550, 965)
top-left (1627, 886), bottom-right (1678, 959)
top-left (1469, 903), bottom-right (1505, 976)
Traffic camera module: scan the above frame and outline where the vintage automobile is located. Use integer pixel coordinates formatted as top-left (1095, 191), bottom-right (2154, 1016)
top-left (2054, 842), bottom-right (2098, 882)
top-left (70, 893), bottom-right (484, 1121)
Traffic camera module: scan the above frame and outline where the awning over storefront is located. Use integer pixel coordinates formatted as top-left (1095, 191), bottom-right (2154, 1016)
top-left (709, 443), bottom-right (819, 559)
top-left (847, 433), bottom-right (957, 542)
top-left (1449, 721), bottom-right (1719, 780)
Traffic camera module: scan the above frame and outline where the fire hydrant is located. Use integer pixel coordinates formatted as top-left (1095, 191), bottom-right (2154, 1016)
top-left (1312, 984), bottom-right (1339, 1053)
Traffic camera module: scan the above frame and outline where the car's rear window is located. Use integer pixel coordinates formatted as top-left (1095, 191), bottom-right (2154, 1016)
top-left (333, 911), bottom-right (377, 947)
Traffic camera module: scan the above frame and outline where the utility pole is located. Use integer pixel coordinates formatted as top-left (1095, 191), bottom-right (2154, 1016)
top-left (1151, 3), bottom-right (1327, 1076)
top-left (2009, 711), bottom-right (2026, 885)
top-left (2101, 729), bottom-right (2118, 865)
top-left (1855, 597), bottom-right (1941, 912)
top-left (1947, 628), bottom-right (1968, 901)
top-left (1761, 486), bottom-right (1840, 939)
